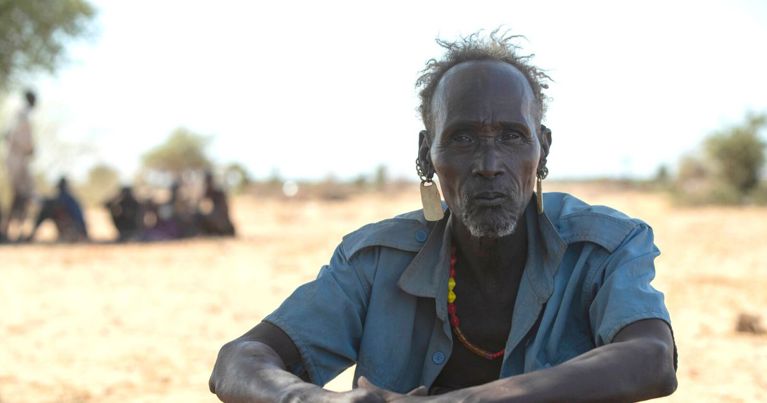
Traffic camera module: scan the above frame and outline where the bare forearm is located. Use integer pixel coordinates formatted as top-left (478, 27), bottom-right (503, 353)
top-left (209, 340), bottom-right (385, 403)
top-left (209, 340), bottom-right (321, 402)
top-left (445, 338), bottom-right (676, 403)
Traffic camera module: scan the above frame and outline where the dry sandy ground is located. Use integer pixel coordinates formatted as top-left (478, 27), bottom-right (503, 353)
top-left (1, 183), bottom-right (765, 402)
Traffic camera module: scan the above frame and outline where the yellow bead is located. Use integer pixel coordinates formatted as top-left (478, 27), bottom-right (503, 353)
top-left (448, 291), bottom-right (456, 303)
top-left (448, 278), bottom-right (455, 290)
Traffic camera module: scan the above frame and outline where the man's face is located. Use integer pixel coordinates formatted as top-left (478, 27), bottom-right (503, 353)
top-left (428, 61), bottom-right (542, 238)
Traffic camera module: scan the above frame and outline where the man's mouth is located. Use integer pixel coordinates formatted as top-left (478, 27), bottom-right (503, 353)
top-left (472, 191), bottom-right (508, 207)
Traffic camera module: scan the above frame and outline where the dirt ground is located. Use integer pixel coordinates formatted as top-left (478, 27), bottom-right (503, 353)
top-left (1, 183), bottom-right (765, 402)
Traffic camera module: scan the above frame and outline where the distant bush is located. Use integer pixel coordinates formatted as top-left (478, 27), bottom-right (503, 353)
top-left (222, 163), bottom-right (252, 193)
top-left (673, 113), bottom-right (766, 205)
top-left (79, 164), bottom-right (120, 205)
top-left (706, 113), bottom-right (766, 195)
top-left (141, 128), bottom-right (212, 178)
top-left (653, 165), bottom-right (671, 186)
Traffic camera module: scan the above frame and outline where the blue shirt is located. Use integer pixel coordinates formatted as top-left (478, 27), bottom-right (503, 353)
top-left (265, 192), bottom-right (672, 392)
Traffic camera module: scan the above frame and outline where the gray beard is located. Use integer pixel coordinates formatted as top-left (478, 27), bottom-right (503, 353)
top-left (462, 212), bottom-right (518, 238)
top-left (459, 199), bottom-right (519, 239)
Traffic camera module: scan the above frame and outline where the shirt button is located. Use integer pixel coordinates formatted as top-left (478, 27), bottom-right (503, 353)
top-left (415, 229), bottom-right (428, 242)
top-left (432, 351), bottom-right (446, 364)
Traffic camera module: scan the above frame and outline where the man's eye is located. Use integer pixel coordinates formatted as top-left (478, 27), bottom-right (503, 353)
top-left (452, 133), bottom-right (474, 143)
top-left (498, 131), bottom-right (523, 142)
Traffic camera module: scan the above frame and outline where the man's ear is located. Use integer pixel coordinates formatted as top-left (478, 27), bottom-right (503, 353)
top-left (538, 124), bottom-right (552, 170)
top-left (418, 130), bottom-right (432, 169)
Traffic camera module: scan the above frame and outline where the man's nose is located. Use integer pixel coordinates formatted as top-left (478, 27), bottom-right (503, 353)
top-left (472, 140), bottom-right (504, 178)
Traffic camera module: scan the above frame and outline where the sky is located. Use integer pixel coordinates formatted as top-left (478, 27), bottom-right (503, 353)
top-left (7, 0), bottom-right (767, 182)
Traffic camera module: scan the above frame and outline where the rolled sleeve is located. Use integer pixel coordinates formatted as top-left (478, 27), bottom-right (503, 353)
top-left (589, 223), bottom-right (671, 346)
top-left (264, 244), bottom-right (375, 386)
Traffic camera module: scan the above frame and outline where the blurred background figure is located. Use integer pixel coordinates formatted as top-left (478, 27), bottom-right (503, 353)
top-left (196, 172), bottom-right (235, 237)
top-left (1, 90), bottom-right (37, 241)
top-left (104, 185), bottom-right (143, 242)
top-left (27, 177), bottom-right (88, 242)
top-left (141, 180), bottom-right (196, 241)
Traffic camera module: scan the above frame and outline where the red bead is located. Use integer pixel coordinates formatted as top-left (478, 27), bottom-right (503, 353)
top-left (447, 248), bottom-right (506, 360)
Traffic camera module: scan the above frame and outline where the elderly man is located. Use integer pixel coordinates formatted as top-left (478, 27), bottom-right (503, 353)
top-left (210, 32), bottom-right (677, 402)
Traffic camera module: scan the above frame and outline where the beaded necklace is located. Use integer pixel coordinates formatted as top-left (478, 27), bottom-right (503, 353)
top-left (448, 247), bottom-right (505, 360)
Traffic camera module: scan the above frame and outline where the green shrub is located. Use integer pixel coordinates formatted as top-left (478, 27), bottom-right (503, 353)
top-left (673, 113), bottom-right (766, 205)
top-left (705, 113), bottom-right (766, 196)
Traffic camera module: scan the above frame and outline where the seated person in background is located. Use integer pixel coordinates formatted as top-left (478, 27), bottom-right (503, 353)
top-left (28, 177), bottom-right (88, 242)
top-left (210, 30), bottom-right (677, 402)
top-left (141, 182), bottom-right (184, 241)
top-left (196, 172), bottom-right (235, 237)
top-left (142, 181), bottom-right (198, 240)
top-left (104, 186), bottom-right (143, 242)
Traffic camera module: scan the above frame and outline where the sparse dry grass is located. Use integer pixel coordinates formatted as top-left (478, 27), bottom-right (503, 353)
top-left (1, 183), bottom-right (765, 402)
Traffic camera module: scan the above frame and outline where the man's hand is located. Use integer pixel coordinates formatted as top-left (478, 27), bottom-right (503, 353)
top-left (357, 376), bottom-right (429, 402)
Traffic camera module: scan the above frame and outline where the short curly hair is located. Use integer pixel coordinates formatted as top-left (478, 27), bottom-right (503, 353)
top-left (416, 29), bottom-right (550, 136)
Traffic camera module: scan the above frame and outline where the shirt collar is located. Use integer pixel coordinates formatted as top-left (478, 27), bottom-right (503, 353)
top-left (397, 197), bottom-right (567, 305)
top-left (397, 212), bottom-right (451, 300)
top-left (524, 199), bottom-right (568, 302)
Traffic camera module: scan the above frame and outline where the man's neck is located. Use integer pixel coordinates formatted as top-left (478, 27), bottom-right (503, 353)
top-left (450, 213), bottom-right (528, 284)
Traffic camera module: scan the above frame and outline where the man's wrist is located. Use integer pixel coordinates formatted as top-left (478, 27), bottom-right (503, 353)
top-left (279, 381), bottom-right (327, 402)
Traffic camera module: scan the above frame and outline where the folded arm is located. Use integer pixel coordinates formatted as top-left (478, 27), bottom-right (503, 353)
top-left (430, 319), bottom-right (676, 403)
top-left (209, 322), bottom-right (386, 403)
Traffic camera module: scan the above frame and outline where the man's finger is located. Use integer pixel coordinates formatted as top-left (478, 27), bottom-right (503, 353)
top-left (358, 376), bottom-right (373, 389)
top-left (358, 376), bottom-right (412, 401)
top-left (406, 385), bottom-right (428, 396)
top-left (358, 376), bottom-right (387, 394)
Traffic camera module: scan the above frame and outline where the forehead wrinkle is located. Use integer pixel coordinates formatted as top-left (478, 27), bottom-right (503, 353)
top-left (440, 96), bottom-right (535, 133)
top-left (432, 61), bottom-right (537, 135)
